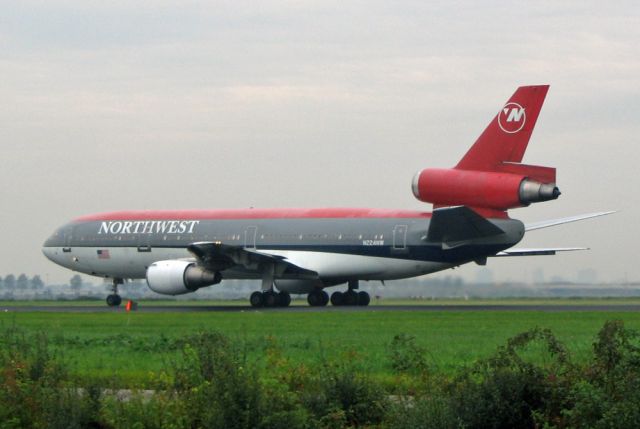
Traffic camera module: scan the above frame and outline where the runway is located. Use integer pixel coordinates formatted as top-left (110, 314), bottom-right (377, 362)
top-left (2, 304), bottom-right (640, 313)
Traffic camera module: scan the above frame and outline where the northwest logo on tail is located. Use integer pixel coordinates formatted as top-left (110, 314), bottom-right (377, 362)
top-left (498, 102), bottom-right (526, 134)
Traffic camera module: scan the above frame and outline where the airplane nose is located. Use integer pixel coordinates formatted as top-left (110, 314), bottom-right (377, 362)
top-left (43, 226), bottom-right (67, 265)
top-left (42, 247), bottom-right (59, 264)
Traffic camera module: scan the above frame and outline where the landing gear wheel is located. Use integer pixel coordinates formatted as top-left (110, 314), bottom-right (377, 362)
top-left (357, 291), bottom-right (370, 306)
top-left (263, 291), bottom-right (279, 307)
top-left (320, 290), bottom-right (329, 306)
top-left (106, 294), bottom-right (122, 307)
top-left (250, 291), bottom-right (264, 308)
top-left (106, 278), bottom-right (123, 307)
top-left (343, 290), bottom-right (358, 306)
top-left (278, 292), bottom-right (291, 307)
top-left (331, 291), bottom-right (344, 306)
top-left (307, 291), bottom-right (321, 306)
top-left (307, 290), bottom-right (329, 307)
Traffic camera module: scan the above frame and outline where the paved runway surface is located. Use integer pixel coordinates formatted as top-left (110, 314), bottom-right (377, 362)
top-left (2, 304), bottom-right (640, 313)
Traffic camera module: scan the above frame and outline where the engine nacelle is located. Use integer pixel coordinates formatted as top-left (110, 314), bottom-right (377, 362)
top-left (412, 168), bottom-right (560, 211)
top-left (146, 260), bottom-right (221, 295)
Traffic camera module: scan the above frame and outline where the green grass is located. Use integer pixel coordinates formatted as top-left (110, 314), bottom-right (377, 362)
top-left (2, 305), bottom-right (640, 387)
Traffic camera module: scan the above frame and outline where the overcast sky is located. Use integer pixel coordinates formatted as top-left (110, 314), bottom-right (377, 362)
top-left (1, 1), bottom-right (638, 285)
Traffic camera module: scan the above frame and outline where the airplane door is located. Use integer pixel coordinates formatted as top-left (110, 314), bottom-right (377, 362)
top-left (393, 225), bottom-right (408, 250)
top-left (244, 226), bottom-right (257, 249)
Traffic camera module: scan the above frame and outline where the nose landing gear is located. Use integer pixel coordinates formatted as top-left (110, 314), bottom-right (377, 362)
top-left (106, 278), bottom-right (123, 307)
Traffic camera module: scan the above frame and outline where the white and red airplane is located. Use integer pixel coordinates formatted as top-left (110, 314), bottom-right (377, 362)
top-left (42, 85), bottom-right (611, 307)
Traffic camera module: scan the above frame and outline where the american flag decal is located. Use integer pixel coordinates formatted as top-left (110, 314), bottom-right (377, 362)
top-left (97, 249), bottom-right (110, 259)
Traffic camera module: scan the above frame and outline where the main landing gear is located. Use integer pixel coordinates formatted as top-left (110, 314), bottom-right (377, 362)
top-left (250, 265), bottom-right (291, 308)
top-left (330, 280), bottom-right (370, 306)
top-left (250, 290), bottom-right (291, 308)
top-left (106, 278), bottom-right (123, 307)
top-left (249, 275), bottom-right (370, 308)
top-left (306, 280), bottom-right (371, 307)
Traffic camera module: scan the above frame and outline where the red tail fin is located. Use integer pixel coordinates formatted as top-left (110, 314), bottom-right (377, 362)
top-left (455, 85), bottom-right (549, 172)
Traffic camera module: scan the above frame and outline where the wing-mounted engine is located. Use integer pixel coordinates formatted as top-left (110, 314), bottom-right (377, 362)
top-left (412, 166), bottom-right (560, 212)
top-left (146, 260), bottom-right (221, 295)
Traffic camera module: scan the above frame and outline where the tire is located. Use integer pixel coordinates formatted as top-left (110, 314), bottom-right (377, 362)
top-left (264, 291), bottom-right (278, 307)
top-left (307, 290), bottom-right (324, 306)
top-left (344, 290), bottom-right (358, 306)
top-left (357, 291), bottom-right (370, 306)
top-left (279, 292), bottom-right (291, 307)
top-left (307, 291), bottom-right (319, 306)
top-left (331, 291), bottom-right (344, 306)
top-left (250, 291), bottom-right (264, 308)
top-left (106, 294), bottom-right (121, 307)
top-left (320, 290), bottom-right (329, 306)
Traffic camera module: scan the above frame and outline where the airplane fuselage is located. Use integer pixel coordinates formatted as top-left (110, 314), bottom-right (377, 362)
top-left (42, 208), bottom-right (524, 293)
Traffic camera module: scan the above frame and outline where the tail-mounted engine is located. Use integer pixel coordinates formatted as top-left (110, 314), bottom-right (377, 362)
top-left (410, 85), bottom-right (560, 214)
top-left (412, 165), bottom-right (560, 212)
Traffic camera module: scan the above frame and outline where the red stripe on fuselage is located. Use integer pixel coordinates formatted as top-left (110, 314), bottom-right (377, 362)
top-left (74, 208), bottom-right (433, 222)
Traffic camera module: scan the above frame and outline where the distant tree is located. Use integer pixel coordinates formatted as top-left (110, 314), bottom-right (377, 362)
top-left (16, 274), bottom-right (29, 291)
top-left (4, 274), bottom-right (16, 292)
top-left (0, 276), bottom-right (3, 289)
top-left (30, 275), bottom-right (44, 290)
top-left (70, 274), bottom-right (83, 293)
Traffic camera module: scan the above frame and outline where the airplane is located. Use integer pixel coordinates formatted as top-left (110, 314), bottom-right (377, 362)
top-left (42, 85), bottom-right (612, 308)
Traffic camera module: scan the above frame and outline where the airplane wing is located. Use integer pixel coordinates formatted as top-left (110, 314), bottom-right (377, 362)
top-left (187, 241), bottom-right (318, 279)
top-left (427, 206), bottom-right (505, 248)
top-left (492, 247), bottom-right (588, 257)
top-left (525, 211), bottom-right (615, 231)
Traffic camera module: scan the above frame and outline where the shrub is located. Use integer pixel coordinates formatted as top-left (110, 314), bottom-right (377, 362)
top-left (385, 394), bottom-right (460, 429)
top-left (100, 391), bottom-right (189, 429)
top-left (171, 331), bottom-right (264, 428)
top-left (449, 327), bottom-right (571, 429)
top-left (0, 326), bottom-right (102, 428)
top-left (172, 331), bottom-right (311, 429)
top-left (298, 351), bottom-right (388, 427)
top-left (561, 320), bottom-right (640, 429)
top-left (388, 333), bottom-right (429, 375)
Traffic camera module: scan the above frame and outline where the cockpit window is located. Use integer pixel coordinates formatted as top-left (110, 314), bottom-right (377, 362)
top-left (43, 227), bottom-right (67, 247)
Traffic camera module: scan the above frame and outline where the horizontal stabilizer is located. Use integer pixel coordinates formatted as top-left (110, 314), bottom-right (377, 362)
top-left (493, 247), bottom-right (588, 257)
top-left (525, 211), bottom-right (616, 232)
top-left (427, 206), bottom-right (504, 247)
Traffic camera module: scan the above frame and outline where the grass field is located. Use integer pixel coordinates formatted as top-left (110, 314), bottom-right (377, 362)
top-left (1, 300), bottom-right (639, 387)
